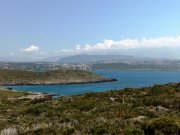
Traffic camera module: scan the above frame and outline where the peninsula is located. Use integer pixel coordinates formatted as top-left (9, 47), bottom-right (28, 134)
top-left (0, 69), bottom-right (117, 86)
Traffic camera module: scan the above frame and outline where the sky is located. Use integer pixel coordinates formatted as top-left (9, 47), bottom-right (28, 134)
top-left (0, 0), bottom-right (180, 61)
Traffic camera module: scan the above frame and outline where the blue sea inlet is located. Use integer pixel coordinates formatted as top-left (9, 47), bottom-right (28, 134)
top-left (5, 70), bottom-right (180, 96)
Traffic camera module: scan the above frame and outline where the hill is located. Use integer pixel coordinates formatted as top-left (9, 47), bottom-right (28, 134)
top-left (0, 83), bottom-right (179, 134)
top-left (92, 61), bottom-right (180, 70)
top-left (58, 54), bottom-right (135, 63)
top-left (57, 54), bottom-right (180, 70)
top-left (0, 69), bottom-right (116, 85)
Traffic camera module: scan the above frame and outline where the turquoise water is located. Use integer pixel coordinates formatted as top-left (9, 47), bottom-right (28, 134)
top-left (4, 70), bottom-right (180, 96)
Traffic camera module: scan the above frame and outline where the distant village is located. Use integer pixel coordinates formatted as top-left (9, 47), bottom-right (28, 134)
top-left (1, 58), bottom-right (180, 71)
top-left (0, 62), bottom-right (91, 72)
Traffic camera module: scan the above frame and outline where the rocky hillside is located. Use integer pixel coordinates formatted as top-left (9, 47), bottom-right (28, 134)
top-left (0, 83), bottom-right (180, 134)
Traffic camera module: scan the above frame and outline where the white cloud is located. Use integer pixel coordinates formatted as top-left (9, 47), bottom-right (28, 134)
top-left (53, 49), bottom-right (74, 54)
top-left (21, 45), bottom-right (39, 53)
top-left (76, 45), bottom-right (81, 50)
top-left (57, 36), bottom-right (180, 54)
top-left (81, 36), bottom-right (180, 51)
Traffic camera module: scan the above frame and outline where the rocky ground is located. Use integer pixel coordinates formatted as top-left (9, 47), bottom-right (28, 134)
top-left (0, 83), bottom-right (180, 135)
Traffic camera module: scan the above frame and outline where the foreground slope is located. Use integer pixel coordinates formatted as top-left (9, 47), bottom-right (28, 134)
top-left (0, 83), bottom-right (180, 135)
top-left (0, 69), bottom-right (115, 85)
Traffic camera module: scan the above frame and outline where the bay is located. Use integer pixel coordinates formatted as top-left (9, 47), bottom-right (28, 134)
top-left (4, 70), bottom-right (180, 96)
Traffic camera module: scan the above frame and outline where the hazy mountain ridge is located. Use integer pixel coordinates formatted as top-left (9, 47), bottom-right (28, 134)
top-left (58, 54), bottom-right (152, 64)
top-left (57, 54), bottom-right (180, 64)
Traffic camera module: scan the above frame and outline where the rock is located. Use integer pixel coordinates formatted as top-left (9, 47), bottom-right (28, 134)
top-left (0, 127), bottom-right (18, 135)
top-left (126, 116), bottom-right (147, 126)
top-left (109, 97), bottom-right (115, 101)
top-left (140, 92), bottom-right (148, 95)
top-left (8, 93), bottom-right (54, 100)
top-left (156, 106), bottom-right (169, 112)
top-left (7, 87), bottom-right (13, 90)
top-left (130, 116), bottom-right (147, 122)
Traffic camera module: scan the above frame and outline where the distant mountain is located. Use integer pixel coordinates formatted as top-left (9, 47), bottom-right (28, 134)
top-left (58, 54), bottom-right (141, 63)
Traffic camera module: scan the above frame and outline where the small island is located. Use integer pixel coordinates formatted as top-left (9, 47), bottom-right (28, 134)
top-left (0, 69), bottom-right (117, 86)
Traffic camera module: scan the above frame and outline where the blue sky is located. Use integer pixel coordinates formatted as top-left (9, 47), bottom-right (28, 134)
top-left (0, 0), bottom-right (180, 60)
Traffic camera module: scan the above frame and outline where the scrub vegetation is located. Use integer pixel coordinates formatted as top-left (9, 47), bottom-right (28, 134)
top-left (0, 83), bottom-right (180, 135)
top-left (0, 69), bottom-right (115, 85)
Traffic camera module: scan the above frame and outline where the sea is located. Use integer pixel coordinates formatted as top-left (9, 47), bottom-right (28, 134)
top-left (3, 70), bottom-right (180, 96)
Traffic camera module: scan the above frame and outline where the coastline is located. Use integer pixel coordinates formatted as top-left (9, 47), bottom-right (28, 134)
top-left (0, 78), bottom-right (117, 86)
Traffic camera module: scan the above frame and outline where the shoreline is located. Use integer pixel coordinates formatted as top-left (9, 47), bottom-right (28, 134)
top-left (0, 78), bottom-right (117, 86)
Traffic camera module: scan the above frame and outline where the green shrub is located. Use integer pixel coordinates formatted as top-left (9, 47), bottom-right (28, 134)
top-left (24, 104), bottom-right (51, 116)
top-left (63, 128), bottom-right (75, 135)
top-left (150, 84), bottom-right (168, 95)
top-left (26, 128), bottom-right (56, 135)
top-left (91, 125), bottom-right (108, 135)
top-left (144, 117), bottom-right (180, 135)
top-left (125, 128), bottom-right (145, 135)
